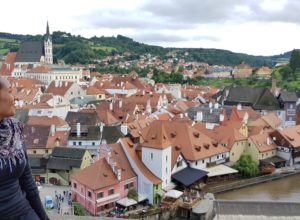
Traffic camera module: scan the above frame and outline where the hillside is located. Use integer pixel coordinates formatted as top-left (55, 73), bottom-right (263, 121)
top-left (0, 31), bottom-right (293, 66)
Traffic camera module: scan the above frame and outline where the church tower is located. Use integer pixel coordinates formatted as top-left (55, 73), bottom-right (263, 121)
top-left (44, 21), bottom-right (53, 64)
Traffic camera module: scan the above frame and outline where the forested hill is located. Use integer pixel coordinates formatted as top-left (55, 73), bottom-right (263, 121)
top-left (0, 31), bottom-right (292, 66)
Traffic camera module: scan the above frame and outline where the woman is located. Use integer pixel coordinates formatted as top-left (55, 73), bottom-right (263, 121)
top-left (0, 78), bottom-right (49, 220)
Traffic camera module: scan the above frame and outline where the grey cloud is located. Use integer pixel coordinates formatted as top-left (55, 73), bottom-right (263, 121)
top-left (142, 0), bottom-right (300, 25)
top-left (130, 32), bottom-right (220, 43)
top-left (80, 9), bottom-right (195, 30)
top-left (132, 32), bottom-right (187, 43)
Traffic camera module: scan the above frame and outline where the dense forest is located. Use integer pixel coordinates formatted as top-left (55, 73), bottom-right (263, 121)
top-left (0, 31), bottom-right (293, 67)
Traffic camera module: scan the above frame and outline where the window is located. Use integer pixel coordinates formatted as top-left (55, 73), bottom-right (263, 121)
top-left (195, 161), bottom-right (198, 166)
top-left (45, 149), bottom-right (48, 153)
top-left (92, 142), bottom-right (95, 146)
top-left (155, 185), bottom-right (159, 190)
top-left (97, 192), bottom-right (103, 199)
top-left (73, 142), bottom-right (76, 146)
top-left (78, 91), bottom-right (80, 95)
top-left (108, 189), bottom-right (114, 195)
top-left (217, 155), bottom-right (219, 159)
top-left (166, 167), bottom-right (168, 174)
top-left (33, 150), bottom-right (36, 154)
top-left (124, 184), bottom-right (129, 190)
top-left (287, 109), bottom-right (296, 115)
top-left (79, 142), bottom-right (82, 146)
top-left (81, 188), bottom-right (83, 193)
top-left (66, 170), bottom-right (69, 174)
top-left (73, 183), bottom-right (77, 188)
top-left (232, 152), bottom-right (234, 156)
top-left (202, 160), bottom-right (205, 164)
top-left (177, 160), bottom-right (182, 167)
top-left (166, 156), bottom-right (168, 162)
top-left (129, 182), bottom-right (134, 188)
top-left (71, 92), bottom-right (73, 95)
top-left (151, 153), bottom-right (153, 160)
top-left (88, 191), bottom-right (92, 198)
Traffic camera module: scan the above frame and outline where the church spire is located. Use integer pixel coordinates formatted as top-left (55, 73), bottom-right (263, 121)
top-left (46, 20), bottom-right (50, 39)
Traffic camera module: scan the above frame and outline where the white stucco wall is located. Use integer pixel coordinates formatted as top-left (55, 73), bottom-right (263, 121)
top-left (142, 146), bottom-right (172, 188)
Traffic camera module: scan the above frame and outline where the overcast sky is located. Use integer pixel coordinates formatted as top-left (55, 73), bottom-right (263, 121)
top-left (1, 0), bottom-right (300, 55)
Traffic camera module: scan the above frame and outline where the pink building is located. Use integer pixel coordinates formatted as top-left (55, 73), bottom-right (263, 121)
top-left (71, 143), bottom-right (137, 215)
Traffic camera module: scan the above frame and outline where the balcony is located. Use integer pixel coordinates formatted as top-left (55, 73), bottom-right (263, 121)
top-left (96, 193), bottom-right (120, 204)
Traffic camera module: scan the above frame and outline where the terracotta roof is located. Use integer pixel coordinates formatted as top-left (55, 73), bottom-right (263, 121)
top-left (249, 133), bottom-right (277, 153)
top-left (107, 143), bottom-right (137, 181)
top-left (261, 112), bottom-right (282, 128)
top-left (12, 87), bottom-right (40, 103)
top-left (72, 158), bottom-right (119, 190)
top-left (24, 125), bottom-right (50, 149)
top-left (45, 81), bottom-right (73, 96)
top-left (26, 116), bottom-right (68, 127)
top-left (142, 120), bottom-right (172, 149)
top-left (46, 130), bottom-right (69, 148)
top-left (8, 77), bottom-right (43, 89)
top-left (5, 52), bottom-right (17, 63)
top-left (27, 66), bottom-right (49, 73)
top-left (141, 120), bottom-right (229, 163)
top-left (86, 86), bottom-right (105, 95)
top-left (120, 138), bottom-right (161, 184)
top-left (276, 125), bottom-right (300, 148)
top-left (194, 121), bottom-right (247, 150)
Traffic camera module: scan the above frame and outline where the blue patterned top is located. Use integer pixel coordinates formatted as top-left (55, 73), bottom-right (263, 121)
top-left (0, 117), bottom-right (49, 220)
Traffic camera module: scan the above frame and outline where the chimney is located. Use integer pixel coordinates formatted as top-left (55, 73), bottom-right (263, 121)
top-left (76, 122), bottom-right (81, 137)
top-left (220, 114), bottom-right (225, 122)
top-left (209, 102), bottom-right (213, 108)
top-left (196, 111), bottom-right (203, 122)
top-left (214, 103), bottom-right (219, 109)
top-left (184, 112), bottom-right (188, 117)
top-left (117, 169), bottom-right (122, 181)
top-left (59, 81), bottom-right (62, 87)
top-left (180, 113), bottom-right (183, 118)
top-left (237, 103), bottom-right (242, 111)
top-left (65, 81), bottom-right (68, 87)
top-left (50, 124), bottom-right (55, 137)
top-left (119, 100), bottom-right (123, 108)
top-left (109, 102), bottom-right (113, 111)
top-left (267, 137), bottom-right (272, 145)
top-left (55, 80), bottom-right (59, 88)
top-left (100, 124), bottom-right (104, 133)
top-left (121, 124), bottom-right (128, 135)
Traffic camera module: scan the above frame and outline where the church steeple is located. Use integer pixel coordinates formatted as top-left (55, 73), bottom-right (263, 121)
top-left (44, 20), bottom-right (53, 64)
top-left (45, 21), bottom-right (51, 41)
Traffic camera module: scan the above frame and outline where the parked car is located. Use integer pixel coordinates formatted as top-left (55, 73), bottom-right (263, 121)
top-left (45, 195), bottom-right (54, 209)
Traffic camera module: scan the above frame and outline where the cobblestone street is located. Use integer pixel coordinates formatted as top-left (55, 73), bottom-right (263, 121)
top-left (39, 184), bottom-right (72, 216)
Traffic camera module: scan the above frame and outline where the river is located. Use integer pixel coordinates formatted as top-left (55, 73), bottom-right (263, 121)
top-left (216, 174), bottom-right (300, 202)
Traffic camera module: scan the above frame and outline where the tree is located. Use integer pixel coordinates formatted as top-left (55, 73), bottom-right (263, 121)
top-left (127, 189), bottom-right (138, 201)
top-left (73, 202), bottom-right (86, 216)
top-left (289, 49), bottom-right (300, 73)
top-left (233, 155), bottom-right (259, 177)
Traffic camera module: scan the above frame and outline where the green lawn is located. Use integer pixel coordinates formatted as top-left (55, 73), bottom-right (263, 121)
top-left (0, 48), bottom-right (9, 55)
top-left (0, 38), bottom-right (19, 43)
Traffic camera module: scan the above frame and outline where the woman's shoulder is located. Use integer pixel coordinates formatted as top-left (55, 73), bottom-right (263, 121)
top-left (5, 117), bottom-right (24, 131)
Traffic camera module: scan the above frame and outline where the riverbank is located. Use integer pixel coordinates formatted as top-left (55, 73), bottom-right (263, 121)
top-left (205, 170), bottom-right (300, 194)
top-left (216, 172), bottom-right (300, 202)
top-left (214, 200), bottom-right (300, 219)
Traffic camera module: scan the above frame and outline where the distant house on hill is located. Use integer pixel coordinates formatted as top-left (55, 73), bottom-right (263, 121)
top-left (215, 86), bottom-right (281, 112)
